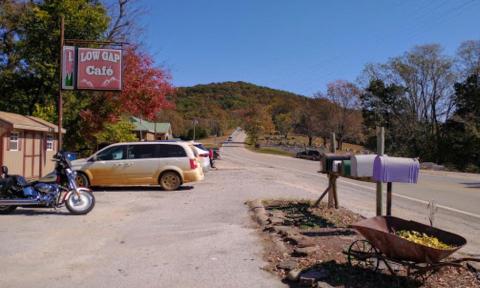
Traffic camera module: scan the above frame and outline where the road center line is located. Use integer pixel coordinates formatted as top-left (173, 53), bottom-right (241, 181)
top-left (223, 146), bottom-right (480, 220)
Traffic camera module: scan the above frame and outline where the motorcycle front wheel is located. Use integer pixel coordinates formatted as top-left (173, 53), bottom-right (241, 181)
top-left (65, 189), bottom-right (95, 215)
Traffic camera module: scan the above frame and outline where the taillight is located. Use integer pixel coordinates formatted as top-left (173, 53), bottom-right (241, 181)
top-left (199, 153), bottom-right (209, 157)
top-left (189, 159), bottom-right (198, 169)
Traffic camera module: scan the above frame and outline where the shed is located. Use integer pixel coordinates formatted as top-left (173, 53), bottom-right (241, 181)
top-left (130, 116), bottom-right (172, 141)
top-left (0, 111), bottom-right (66, 178)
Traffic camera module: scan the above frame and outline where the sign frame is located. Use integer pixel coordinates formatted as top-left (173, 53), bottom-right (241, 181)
top-left (61, 46), bottom-right (76, 90)
top-left (75, 47), bottom-right (123, 91)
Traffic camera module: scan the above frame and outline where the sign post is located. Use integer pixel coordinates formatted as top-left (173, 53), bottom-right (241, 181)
top-left (376, 127), bottom-right (385, 216)
top-left (58, 15), bottom-right (64, 151)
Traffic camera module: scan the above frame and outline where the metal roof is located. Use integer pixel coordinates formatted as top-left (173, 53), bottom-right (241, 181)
top-left (0, 111), bottom-right (66, 133)
top-left (130, 116), bottom-right (172, 134)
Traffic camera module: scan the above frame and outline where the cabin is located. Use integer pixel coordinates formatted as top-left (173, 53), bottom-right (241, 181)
top-left (130, 116), bottom-right (172, 141)
top-left (0, 111), bottom-right (66, 178)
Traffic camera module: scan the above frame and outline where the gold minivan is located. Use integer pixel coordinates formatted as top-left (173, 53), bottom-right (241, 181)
top-left (71, 141), bottom-right (204, 190)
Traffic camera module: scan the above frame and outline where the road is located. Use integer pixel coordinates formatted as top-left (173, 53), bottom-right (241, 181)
top-left (0, 131), bottom-right (478, 288)
top-left (223, 130), bottom-right (480, 256)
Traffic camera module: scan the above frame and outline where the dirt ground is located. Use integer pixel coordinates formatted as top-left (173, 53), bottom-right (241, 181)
top-left (251, 200), bottom-right (480, 288)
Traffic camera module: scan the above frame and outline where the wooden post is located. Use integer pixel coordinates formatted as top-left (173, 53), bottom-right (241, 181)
top-left (328, 133), bottom-right (338, 208)
top-left (386, 182), bottom-right (392, 216)
top-left (330, 132), bottom-right (337, 153)
top-left (57, 15), bottom-right (64, 151)
top-left (376, 127), bottom-right (385, 216)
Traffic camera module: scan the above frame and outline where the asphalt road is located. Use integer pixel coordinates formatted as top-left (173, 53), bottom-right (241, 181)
top-left (0, 131), bottom-right (478, 288)
top-left (223, 130), bottom-right (480, 256)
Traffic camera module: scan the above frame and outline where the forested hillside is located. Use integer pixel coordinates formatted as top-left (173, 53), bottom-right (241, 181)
top-left (158, 81), bottom-right (309, 138)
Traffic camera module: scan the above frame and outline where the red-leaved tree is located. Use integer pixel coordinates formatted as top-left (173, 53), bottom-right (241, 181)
top-left (119, 46), bottom-right (174, 120)
top-left (79, 46), bottom-right (174, 144)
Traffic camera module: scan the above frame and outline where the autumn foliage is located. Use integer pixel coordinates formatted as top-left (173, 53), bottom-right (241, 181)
top-left (119, 46), bottom-right (174, 120)
top-left (79, 46), bottom-right (174, 142)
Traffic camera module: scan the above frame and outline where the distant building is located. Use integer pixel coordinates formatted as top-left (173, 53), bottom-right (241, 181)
top-left (130, 116), bottom-right (172, 141)
top-left (0, 111), bottom-right (66, 178)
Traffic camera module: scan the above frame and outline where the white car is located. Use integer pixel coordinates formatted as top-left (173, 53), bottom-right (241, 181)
top-left (191, 143), bottom-right (210, 172)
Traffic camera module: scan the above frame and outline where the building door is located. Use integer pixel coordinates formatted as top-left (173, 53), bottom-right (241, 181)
top-left (23, 132), bottom-right (42, 178)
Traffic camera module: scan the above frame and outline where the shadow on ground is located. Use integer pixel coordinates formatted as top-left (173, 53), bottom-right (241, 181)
top-left (284, 260), bottom-right (422, 288)
top-left (5, 209), bottom-right (71, 216)
top-left (92, 186), bottom-right (194, 192)
top-left (268, 202), bottom-right (337, 228)
top-left (461, 182), bottom-right (480, 189)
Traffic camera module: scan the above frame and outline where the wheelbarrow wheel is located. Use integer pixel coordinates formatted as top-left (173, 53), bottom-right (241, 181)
top-left (347, 239), bottom-right (380, 272)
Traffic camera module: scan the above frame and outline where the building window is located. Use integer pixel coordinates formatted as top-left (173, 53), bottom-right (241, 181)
top-left (46, 135), bottom-right (54, 151)
top-left (9, 132), bottom-right (19, 151)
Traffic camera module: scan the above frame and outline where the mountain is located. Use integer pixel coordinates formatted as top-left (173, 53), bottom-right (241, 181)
top-left (162, 81), bottom-right (309, 138)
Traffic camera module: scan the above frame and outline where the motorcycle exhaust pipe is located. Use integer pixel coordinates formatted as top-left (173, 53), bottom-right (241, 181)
top-left (0, 199), bottom-right (41, 206)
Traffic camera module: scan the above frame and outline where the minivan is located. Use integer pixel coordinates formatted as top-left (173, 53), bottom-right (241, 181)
top-left (71, 141), bottom-right (204, 191)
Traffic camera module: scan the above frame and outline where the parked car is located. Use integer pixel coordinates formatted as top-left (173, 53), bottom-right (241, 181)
top-left (295, 150), bottom-right (321, 161)
top-left (191, 142), bottom-right (210, 172)
top-left (71, 141), bottom-right (204, 191)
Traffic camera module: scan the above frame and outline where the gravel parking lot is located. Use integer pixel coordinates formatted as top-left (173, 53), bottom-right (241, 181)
top-left (0, 152), bottom-right (313, 288)
top-left (1, 131), bottom-right (479, 288)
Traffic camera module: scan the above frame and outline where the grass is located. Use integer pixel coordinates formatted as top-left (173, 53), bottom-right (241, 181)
top-left (195, 129), bottom-right (235, 149)
top-left (246, 144), bottom-right (295, 157)
top-left (261, 134), bottom-right (366, 153)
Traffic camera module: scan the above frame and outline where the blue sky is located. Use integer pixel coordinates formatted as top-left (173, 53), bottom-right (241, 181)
top-left (140, 0), bottom-right (480, 96)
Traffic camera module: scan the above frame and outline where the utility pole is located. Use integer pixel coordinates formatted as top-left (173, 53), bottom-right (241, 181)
top-left (57, 15), bottom-right (64, 151)
top-left (376, 127), bottom-right (385, 216)
top-left (193, 119), bottom-right (198, 141)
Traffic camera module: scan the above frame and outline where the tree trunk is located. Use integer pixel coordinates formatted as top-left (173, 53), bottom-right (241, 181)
top-left (308, 136), bottom-right (313, 147)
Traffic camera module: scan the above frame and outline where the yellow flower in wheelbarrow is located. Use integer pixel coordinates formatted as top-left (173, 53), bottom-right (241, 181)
top-left (395, 230), bottom-right (455, 250)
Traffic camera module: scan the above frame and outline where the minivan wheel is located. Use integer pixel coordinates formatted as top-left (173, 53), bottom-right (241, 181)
top-left (75, 172), bottom-right (90, 188)
top-left (160, 171), bottom-right (181, 191)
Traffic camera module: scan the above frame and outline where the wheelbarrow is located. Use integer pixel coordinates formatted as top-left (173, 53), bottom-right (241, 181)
top-left (344, 216), bottom-right (479, 278)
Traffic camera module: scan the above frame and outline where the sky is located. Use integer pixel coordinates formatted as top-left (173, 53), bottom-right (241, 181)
top-left (139, 0), bottom-right (480, 96)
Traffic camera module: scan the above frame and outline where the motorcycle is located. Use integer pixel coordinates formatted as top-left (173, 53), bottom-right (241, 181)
top-left (0, 152), bottom-right (95, 215)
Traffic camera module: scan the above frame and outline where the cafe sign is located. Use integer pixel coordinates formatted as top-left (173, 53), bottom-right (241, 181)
top-left (76, 48), bottom-right (122, 90)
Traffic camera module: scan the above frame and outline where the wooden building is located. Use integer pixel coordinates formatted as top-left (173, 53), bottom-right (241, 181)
top-left (0, 111), bottom-right (66, 178)
top-left (130, 116), bottom-right (172, 141)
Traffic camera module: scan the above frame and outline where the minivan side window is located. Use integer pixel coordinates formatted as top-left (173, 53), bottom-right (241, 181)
top-left (96, 146), bottom-right (126, 161)
top-left (156, 144), bottom-right (187, 158)
top-left (127, 144), bottom-right (156, 159)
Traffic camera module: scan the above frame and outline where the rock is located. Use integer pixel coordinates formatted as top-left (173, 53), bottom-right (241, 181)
top-left (293, 246), bottom-right (317, 257)
top-left (277, 259), bottom-right (298, 271)
top-left (467, 261), bottom-right (480, 272)
top-left (269, 216), bottom-right (285, 225)
top-left (272, 238), bottom-right (289, 254)
top-left (316, 281), bottom-right (334, 288)
top-left (273, 225), bottom-right (292, 235)
top-left (287, 269), bottom-right (302, 281)
top-left (299, 269), bottom-right (330, 286)
top-left (249, 199), bottom-right (264, 210)
top-left (296, 237), bottom-right (317, 248)
top-left (270, 210), bottom-right (286, 219)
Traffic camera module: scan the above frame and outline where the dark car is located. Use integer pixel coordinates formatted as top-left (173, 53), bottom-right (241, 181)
top-left (295, 150), bottom-right (321, 161)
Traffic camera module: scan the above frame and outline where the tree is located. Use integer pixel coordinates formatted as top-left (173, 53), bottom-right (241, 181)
top-left (441, 74), bottom-right (480, 171)
top-left (294, 98), bottom-right (320, 147)
top-left (457, 40), bottom-right (480, 77)
top-left (0, 0), bottom-right (110, 115)
top-left (360, 80), bottom-right (414, 155)
top-left (362, 44), bottom-right (456, 161)
top-left (273, 112), bottom-right (293, 139)
top-left (316, 80), bottom-right (363, 149)
top-left (244, 104), bottom-right (274, 145)
top-left (94, 118), bottom-right (137, 145)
